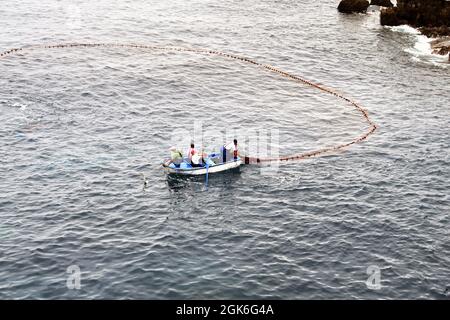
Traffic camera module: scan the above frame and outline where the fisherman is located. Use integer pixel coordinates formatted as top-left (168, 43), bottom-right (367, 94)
top-left (220, 139), bottom-right (238, 163)
top-left (191, 152), bottom-right (203, 168)
top-left (233, 139), bottom-right (238, 160)
top-left (187, 142), bottom-right (206, 167)
top-left (169, 146), bottom-right (183, 166)
top-left (187, 142), bottom-right (198, 163)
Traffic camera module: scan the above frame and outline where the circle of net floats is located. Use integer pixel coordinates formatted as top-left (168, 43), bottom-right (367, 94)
top-left (0, 43), bottom-right (377, 163)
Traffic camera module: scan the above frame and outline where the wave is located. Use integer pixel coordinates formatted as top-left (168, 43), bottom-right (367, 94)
top-left (390, 25), bottom-right (421, 35)
top-left (388, 25), bottom-right (448, 68)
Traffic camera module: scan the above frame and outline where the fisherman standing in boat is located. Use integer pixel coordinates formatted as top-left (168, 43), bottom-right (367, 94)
top-left (233, 139), bottom-right (238, 160)
top-left (220, 139), bottom-right (238, 163)
top-left (187, 142), bottom-right (197, 162)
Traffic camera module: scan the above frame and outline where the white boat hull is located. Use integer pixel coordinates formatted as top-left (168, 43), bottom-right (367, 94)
top-left (163, 159), bottom-right (242, 176)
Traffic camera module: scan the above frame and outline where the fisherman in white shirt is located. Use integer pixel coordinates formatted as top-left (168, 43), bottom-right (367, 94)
top-left (221, 139), bottom-right (238, 163)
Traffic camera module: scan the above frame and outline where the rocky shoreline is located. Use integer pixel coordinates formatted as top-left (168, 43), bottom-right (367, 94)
top-left (338, 0), bottom-right (450, 61)
top-left (381, 0), bottom-right (450, 60)
top-left (430, 37), bottom-right (450, 56)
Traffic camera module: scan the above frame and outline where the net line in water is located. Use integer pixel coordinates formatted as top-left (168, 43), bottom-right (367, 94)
top-left (0, 42), bottom-right (377, 164)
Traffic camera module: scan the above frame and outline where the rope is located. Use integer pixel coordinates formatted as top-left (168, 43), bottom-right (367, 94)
top-left (0, 42), bottom-right (377, 163)
top-left (205, 162), bottom-right (209, 190)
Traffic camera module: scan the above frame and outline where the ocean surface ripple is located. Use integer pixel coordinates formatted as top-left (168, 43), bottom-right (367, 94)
top-left (0, 0), bottom-right (449, 299)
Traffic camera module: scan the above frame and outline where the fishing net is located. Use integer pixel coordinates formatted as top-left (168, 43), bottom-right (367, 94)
top-left (0, 43), bottom-right (377, 163)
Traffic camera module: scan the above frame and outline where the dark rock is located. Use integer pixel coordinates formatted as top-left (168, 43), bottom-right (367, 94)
top-left (381, 0), bottom-right (450, 28)
top-left (381, 8), bottom-right (403, 26)
top-left (420, 26), bottom-right (450, 38)
top-left (370, 0), bottom-right (393, 7)
top-left (379, 2), bottom-right (450, 60)
top-left (434, 47), bottom-right (450, 55)
top-left (430, 37), bottom-right (450, 56)
top-left (338, 0), bottom-right (370, 13)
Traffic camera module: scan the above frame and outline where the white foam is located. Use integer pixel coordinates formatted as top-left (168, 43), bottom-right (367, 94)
top-left (404, 34), bottom-right (432, 56)
top-left (389, 24), bottom-right (421, 35)
top-left (389, 24), bottom-right (448, 68)
top-left (367, 5), bottom-right (380, 13)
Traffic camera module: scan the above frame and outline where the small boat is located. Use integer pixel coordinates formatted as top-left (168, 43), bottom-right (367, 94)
top-left (162, 153), bottom-right (242, 176)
